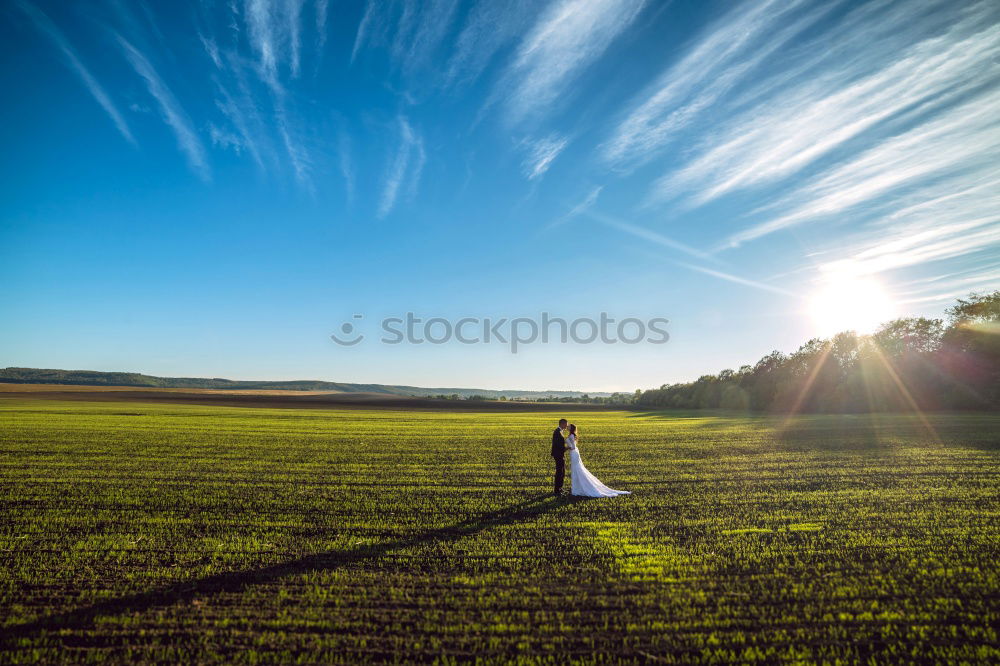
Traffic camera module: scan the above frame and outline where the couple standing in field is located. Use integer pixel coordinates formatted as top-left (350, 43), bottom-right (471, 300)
top-left (550, 418), bottom-right (630, 498)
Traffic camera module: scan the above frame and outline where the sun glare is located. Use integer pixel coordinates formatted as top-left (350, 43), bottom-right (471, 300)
top-left (808, 274), bottom-right (896, 338)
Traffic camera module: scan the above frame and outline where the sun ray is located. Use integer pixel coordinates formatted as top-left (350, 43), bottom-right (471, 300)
top-left (867, 343), bottom-right (943, 446)
top-left (778, 342), bottom-right (834, 433)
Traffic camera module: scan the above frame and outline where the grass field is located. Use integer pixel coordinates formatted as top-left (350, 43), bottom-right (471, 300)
top-left (2, 399), bottom-right (999, 663)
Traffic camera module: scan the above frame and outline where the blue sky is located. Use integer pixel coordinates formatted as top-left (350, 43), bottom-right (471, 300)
top-left (2, 0), bottom-right (999, 392)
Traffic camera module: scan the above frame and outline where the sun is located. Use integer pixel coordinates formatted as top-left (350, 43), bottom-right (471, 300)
top-left (808, 274), bottom-right (896, 338)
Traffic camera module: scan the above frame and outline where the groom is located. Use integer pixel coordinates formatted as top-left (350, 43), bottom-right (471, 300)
top-left (551, 418), bottom-right (568, 496)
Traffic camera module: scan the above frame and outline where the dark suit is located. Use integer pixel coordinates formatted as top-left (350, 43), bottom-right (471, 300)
top-left (551, 427), bottom-right (566, 494)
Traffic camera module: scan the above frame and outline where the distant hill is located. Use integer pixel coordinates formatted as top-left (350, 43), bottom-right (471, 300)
top-left (0, 367), bottom-right (610, 400)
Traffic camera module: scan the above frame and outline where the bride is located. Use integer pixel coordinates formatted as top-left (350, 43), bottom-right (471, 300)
top-left (566, 424), bottom-right (630, 498)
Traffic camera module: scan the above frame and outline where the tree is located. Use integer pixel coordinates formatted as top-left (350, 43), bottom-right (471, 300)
top-left (941, 291), bottom-right (1000, 407)
top-left (873, 317), bottom-right (944, 356)
top-left (633, 292), bottom-right (1000, 414)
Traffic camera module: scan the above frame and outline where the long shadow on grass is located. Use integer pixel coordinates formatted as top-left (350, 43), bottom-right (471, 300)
top-left (2, 492), bottom-right (578, 645)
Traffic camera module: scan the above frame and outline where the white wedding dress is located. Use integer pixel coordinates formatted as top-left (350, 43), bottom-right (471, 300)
top-left (567, 434), bottom-right (630, 497)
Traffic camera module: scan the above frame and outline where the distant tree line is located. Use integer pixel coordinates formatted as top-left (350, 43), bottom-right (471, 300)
top-left (0, 368), bottom-right (606, 402)
top-left (634, 292), bottom-right (999, 413)
top-left (431, 393), bottom-right (639, 404)
top-left (523, 392), bottom-right (642, 405)
top-left (0, 368), bottom-right (397, 393)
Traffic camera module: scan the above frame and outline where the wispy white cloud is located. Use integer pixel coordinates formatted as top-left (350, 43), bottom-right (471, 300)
top-left (117, 35), bottom-right (210, 181)
top-left (212, 53), bottom-right (270, 172)
top-left (405, 133), bottom-right (426, 201)
top-left (315, 0), bottom-right (329, 57)
top-left (572, 186), bottom-right (602, 212)
top-left (896, 258), bottom-right (1000, 293)
top-left (759, 171), bottom-right (1000, 308)
top-left (588, 210), bottom-right (715, 262)
top-left (17, 0), bottom-right (136, 146)
top-left (500, 0), bottom-right (647, 124)
top-left (276, 114), bottom-right (311, 189)
top-left (610, 0), bottom-right (960, 172)
top-left (199, 32), bottom-right (223, 68)
top-left (378, 116), bottom-right (424, 218)
top-left (286, 0), bottom-right (304, 78)
top-left (445, 0), bottom-right (535, 86)
top-left (238, 1), bottom-right (313, 188)
top-left (389, 1), bottom-right (417, 63)
top-left (833, 224), bottom-right (1000, 279)
top-left (521, 134), bottom-right (568, 180)
top-left (399, 0), bottom-right (459, 73)
top-left (896, 268), bottom-right (1000, 305)
top-left (677, 262), bottom-right (800, 297)
top-left (658, 12), bottom-right (1000, 212)
top-left (603, 0), bottom-right (821, 166)
top-left (214, 91), bottom-right (263, 169)
top-left (208, 123), bottom-right (245, 154)
top-left (547, 185), bottom-right (603, 229)
top-left (338, 129), bottom-right (355, 203)
top-left (602, 0), bottom-right (1000, 307)
top-left (900, 285), bottom-right (1000, 306)
top-left (797, 174), bottom-right (1000, 307)
top-left (243, 0), bottom-right (306, 83)
top-left (723, 85), bottom-right (1000, 249)
top-left (721, 0), bottom-right (930, 114)
top-left (350, 0), bottom-right (458, 75)
top-left (245, 0), bottom-right (279, 86)
top-left (350, 1), bottom-right (374, 64)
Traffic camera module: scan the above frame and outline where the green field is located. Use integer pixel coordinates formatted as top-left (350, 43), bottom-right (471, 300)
top-left (2, 400), bottom-right (999, 663)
